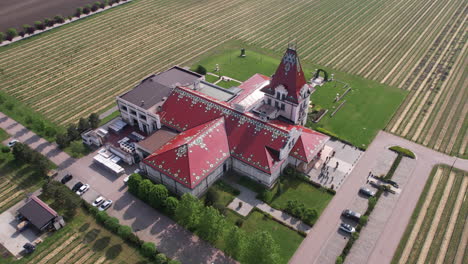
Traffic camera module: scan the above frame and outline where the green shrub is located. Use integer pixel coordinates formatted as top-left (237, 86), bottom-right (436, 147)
top-left (141, 242), bottom-right (157, 259)
top-left (359, 215), bottom-right (368, 226)
top-left (260, 190), bottom-right (273, 203)
top-left (96, 211), bottom-right (109, 223)
top-left (195, 65), bottom-right (207, 75)
top-left (367, 197), bottom-right (377, 212)
top-left (104, 217), bottom-right (120, 232)
top-left (34, 21), bottom-right (45, 30)
top-left (5, 28), bottom-right (18, 41)
top-left (164, 196), bottom-right (179, 216)
top-left (235, 219), bottom-right (243, 227)
top-left (0, 32), bottom-right (4, 43)
top-left (155, 253), bottom-right (167, 264)
top-left (336, 255), bottom-right (344, 264)
top-left (389, 146), bottom-right (415, 159)
top-left (54, 15), bottom-right (65, 23)
top-left (117, 225), bottom-right (133, 240)
top-left (23, 24), bottom-right (35, 34)
top-left (75, 7), bottom-right (83, 17)
top-left (1, 146), bottom-right (10, 153)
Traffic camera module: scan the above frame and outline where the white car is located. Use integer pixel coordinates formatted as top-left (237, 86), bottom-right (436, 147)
top-left (7, 139), bottom-right (19, 148)
top-left (92, 196), bottom-right (105, 207)
top-left (123, 175), bottom-right (130, 184)
top-left (76, 184), bottom-right (90, 196)
top-left (98, 200), bottom-right (113, 211)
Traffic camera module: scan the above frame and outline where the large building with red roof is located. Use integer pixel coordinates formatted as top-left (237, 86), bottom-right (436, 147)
top-left (115, 47), bottom-right (329, 197)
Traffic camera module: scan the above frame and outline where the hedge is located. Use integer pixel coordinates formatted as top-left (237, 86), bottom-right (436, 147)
top-left (389, 146), bottom-right (415, 159)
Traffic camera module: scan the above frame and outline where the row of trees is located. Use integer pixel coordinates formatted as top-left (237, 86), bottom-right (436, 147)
top-left (0, 0), bottom-right (129, 43)
top-left (56, 113), bottom-right (100, 148)
top-left (285, 200), bottom-right (318, 226)
top-left (11, 143), bottom-right (53, 177)
top-left (42, 181), bottom-right (82, 219)
top-left (127, 174), bottom-right (282, 264)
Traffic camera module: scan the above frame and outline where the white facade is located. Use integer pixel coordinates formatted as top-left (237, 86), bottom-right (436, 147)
top-left (263, 84), bottom-right (310, 126)
top-left (116, 97), bottom-right (161, 135)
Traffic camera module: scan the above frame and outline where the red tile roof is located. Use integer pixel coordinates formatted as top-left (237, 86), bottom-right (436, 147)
top-left (230, 73), bottom-right (270, 104)
top-left (261, 48), bottom-right (310, 104)
top-left (156, 86), bottom-right (292, 174)
top-left (290, 127), bottom-right (329, 162)
top-left (143, 117), bottom-right (230, 188)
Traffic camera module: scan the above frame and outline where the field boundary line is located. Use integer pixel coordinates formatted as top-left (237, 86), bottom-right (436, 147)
top-left (435, 176), bottom-right (468, 264)
top-left (415, 171), bottom-right (456, 264)
top-left (446, 102), bottom-right (468, 153)
top-left (453, 211), bottom-right (468, 264)
top-left (398, 167), bottom-right (443, 264)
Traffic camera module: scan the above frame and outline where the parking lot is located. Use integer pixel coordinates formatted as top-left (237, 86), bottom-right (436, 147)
top-left (314, 149), bottom-right (395, 263)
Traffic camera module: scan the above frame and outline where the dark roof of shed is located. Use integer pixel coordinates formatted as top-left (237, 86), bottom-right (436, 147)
top-left (18, 196), bottom-right (57, 230)
top-left (137, 127), bottom-right (178, 153)
top-left (119, 66), bottom-right (202, 110)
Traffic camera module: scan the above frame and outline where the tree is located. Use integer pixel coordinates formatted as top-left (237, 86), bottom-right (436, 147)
top-left (336, 256), bottom-right (344, 264)
top-left (5, 28), bottom-right (18, 41)
top-left (164, 196), bottom-right (179, 216)
top-left (67, 123), bottom-right (80, 141)
top-left (359, 215), bottom-right (368, 226)
top-left (175, 193), bottom-right (203, 229)
top-left (75, 7), bottom-right (83, 17)
top-left (260, 190), bottom-right (273, 203)
top-left (96, 211), bottom-right (109, 223)
top-left (141, 242), bottom-right (157, 258)
top-left (88, 113), bottom-right (100, 128)
top-left (197, 206), bottom-right (226, 243)
top-left (23, 24), bottom-right (34, 34)
top-left (138, 179), bottom-right (153, 202)
top-left (149, 184), bottom-right (168, 209)
top-left (44, 18), bottom-right (54, 27)
top-left (155, 253), bottom-right (167, 264)
top-left (35, 157), bottom-right (50, 176)
top-left (225, 226), bottom-right (247, 260)
top-left (56, 132), bottom-right (70, 148)
top-left (104, 217), bottom-right (120, 232)
top-left (83, 5), bottom-right (92, 14)
top-left (128, 173), bottom-right (142, 194)
top-left (54, 15), bottom-right (65, 24)
top-left (195, 65), bottom-right (207, 75)
top-left (78, 117), bottom-right (90, 132)
top-left (303, 208), bottom-right (317, 224)
top-left (117, 225), bottom-right (133, 240)
top-left (205, 188), bottom-right (219, 206)
top-left (245, 231), bottom-right (281, 264)
top-left (34, 21), bottom-right (45, 30)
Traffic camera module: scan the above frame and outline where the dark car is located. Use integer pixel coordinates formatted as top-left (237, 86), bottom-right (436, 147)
top-left (339, 223), bottom-right (355, 233)
top-left (342, 209), bottom-right (361, 221)
top-left (72, 182), bottom-right (83, 192)
top-left (61, 173), bottom-right (73, 184)
top-left (359, 187), bottom-right (376, 197)
top-left (23, 243), bottom-right (35, 254)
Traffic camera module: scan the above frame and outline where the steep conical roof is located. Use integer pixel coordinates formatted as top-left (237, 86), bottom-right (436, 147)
top-left (261, 47), bottom-right (309, 104)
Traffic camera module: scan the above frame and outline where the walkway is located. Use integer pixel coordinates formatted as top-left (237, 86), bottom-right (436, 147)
top-left (227, 181), bottom-right (311, 233)
top-left (99, 105), bottom-right (118, 120)
top-left (0, 112), bottom-right (234, 264)
top-left (290, 130), bottom-right (468, 264)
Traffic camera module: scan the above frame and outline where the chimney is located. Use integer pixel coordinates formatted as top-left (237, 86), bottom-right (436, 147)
top-left (141, 100), bottom-right (145, 106)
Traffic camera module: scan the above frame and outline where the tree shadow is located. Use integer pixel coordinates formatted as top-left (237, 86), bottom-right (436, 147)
top-left (84, 228), bottom-right (101, 244)
top-left (79, 223), bottom-right (90, 232)
top-left (92, 236), bottom-right (110, 252)
top-left (105, 244), bottom-right (122, 260)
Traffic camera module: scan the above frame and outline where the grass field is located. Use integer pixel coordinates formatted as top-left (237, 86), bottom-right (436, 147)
top-left (0, 151), bottom-right (47, 214)
top-left (0, 0), bottom-right (465, 154)
top-left (195, 47), bottom-right (406, 147)
top-left (0, 128), bottom-right (8, 141)
top-left (391, 165), bottom-right (468, 264)
top-left (225, 210), bottom-right (304, 264)
top-left (1, 208), bottom-right (149, 264)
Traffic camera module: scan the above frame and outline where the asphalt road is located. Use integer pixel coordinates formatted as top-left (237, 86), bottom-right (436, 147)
top-left (290, 131), bottom-right (468, 264)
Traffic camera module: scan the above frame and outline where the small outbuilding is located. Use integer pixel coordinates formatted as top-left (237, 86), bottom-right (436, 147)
top-left (17, 196), bottom-right (59, 231)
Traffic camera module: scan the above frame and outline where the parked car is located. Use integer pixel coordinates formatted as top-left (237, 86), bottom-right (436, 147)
top-left (72, 182), bottom-right (83, 192)
top-left (99, 200), bottom-right (113, 211)
top-left (359, 187), bottom-right (376, 197)
top-left (123, 175), bottom-right (130, 184)
top-left (23, 243), bottom-right (36, 254)
top-left (7, 139), bottom-right (19, 148)
top-left (60, 173), bottom-right (73, 184)
top-left (76, 184), bottom-right (90, 196)
top-left (92, 196), bottom-right (105, 207)
top-left (342, 209), bottom-right (361, 221)
top-left (339, 223), bottom-right (355, 233)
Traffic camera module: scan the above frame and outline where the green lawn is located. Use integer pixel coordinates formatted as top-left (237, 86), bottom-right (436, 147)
top-left (270, 178), bottom-right (333, 218)
top-left (0, 128), bottom-right (8, 142)
top-left (99, 109), bottom-right (121, 126)
top-left (200, 181), bottom-right (237, 207)
top-left (225, 210), bottom-right (303, 264)
top-left (191, 45), bottom-right (407, 148)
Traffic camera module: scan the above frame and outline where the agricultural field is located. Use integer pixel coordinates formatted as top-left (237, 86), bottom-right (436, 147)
top-left (0, 150), bottom-right (47, 214)
top-left (194, 47), bottom-right (406, 147)
top-left (0, 0), bottom-right (465, 154)
top-left (0, 208), bottom-right (149, 264)
top-left (392, 165), bottom-right (468, 264)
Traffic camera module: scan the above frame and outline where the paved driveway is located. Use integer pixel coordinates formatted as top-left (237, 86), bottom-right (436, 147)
top-left (290, 131), bottom-right (468, 264)
top-left (0, 112), bottom-right (235, 264)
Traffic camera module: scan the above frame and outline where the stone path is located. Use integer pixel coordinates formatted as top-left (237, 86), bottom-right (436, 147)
top-left (227, 181), bottom-right (311, 233)
top-left (98, 105), bottom-right (118, 120)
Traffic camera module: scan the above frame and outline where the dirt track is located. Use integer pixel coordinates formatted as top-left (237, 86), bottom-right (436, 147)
top-left (0, 0), bottom-right (94, 32)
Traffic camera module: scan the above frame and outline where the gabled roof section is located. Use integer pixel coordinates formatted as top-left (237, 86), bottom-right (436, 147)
top-left (143, 117), bottom-right (230, 188)
top-left (261, 48), bottom-right (309, 104)
top-left (231, 73), bottom-right (270, 105)
top-left (158, 86), bottom-right (291, 174)
top-left (290, 128), bottom-right (329, 163)
top-left (18, 196), bottom-right (58, 230)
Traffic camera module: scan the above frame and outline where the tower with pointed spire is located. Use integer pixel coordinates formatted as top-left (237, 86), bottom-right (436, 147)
top-left (261, 45), bottom-right (312, 125)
